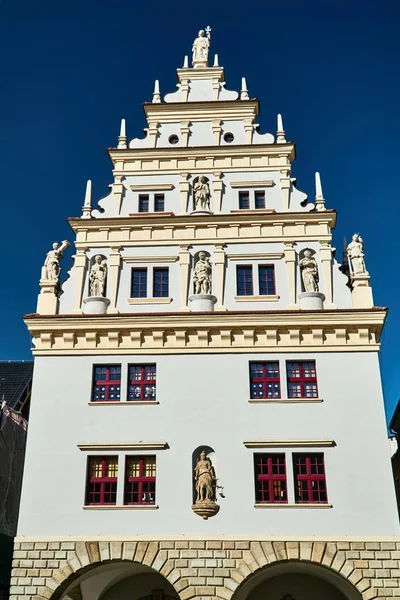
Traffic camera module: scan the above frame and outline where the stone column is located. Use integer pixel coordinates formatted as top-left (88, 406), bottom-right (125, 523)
top-left (214, 244), bottom-right (227, 310)
top-left (180, 121), bottom-right (191, 146)
top-left (107, 246), bottom-right (121, 314)
top-left (212, 120), bottom-right (222, 145)
top-left (73, 248), bottom-right (88, 313)
top-left (319, 244), bottom-right (336, 308)
top-left (179, 173), bottom-right (190, 214)
top-left (280, 168), bottom-right (291, 211)
top-left (179, 245), bottom-right (191, 311)
top-left (213, 171), bottom-right (224, 213)
top-left (284, 242), bottom-right (298, 309)
top-left (244, 118), bottom-right (254, 144)
top-left (112, 176), bottom-right (124, 215)
top-left (148, 121), bottom-right (159, 147)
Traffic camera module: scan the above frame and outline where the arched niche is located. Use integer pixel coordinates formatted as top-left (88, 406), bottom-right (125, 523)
top-left (191, 445), bottom-right (217, 504)
top-left (192, 175), bottom-right (211, 211)
top-left (192, 250), bottom-right (212, 295)
top-left (87, 253), bottom-right (108, 297)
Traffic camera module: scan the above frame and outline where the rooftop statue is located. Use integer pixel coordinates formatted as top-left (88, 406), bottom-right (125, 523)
top-left (42, 241), bottom-right (71, 282)
top-left (347, 234), bottom-right (368, 276)
top-left (192, 26), bottom-right (211, 68)
top-left (300, 250), bottom-right (319, 292)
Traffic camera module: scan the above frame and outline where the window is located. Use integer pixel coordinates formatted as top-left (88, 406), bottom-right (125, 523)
top-left (124, 456), bottom-right (156, 505)
top-left (250, 362), bottom-right (280, 399)
top-left (287, 361), bottom-right (318, 398)
top-left (85, 456), bottom-right (118, 505)
top-left (154, 194), bottom-right (165, 212)
top-left (138, 194), bottom-right (149, 212)
top-left (293, 453), bottom-right (327, 503)
top-left (131, 268), bottom-right (147, 298)
top-left (169, 134), bottom-right (179, 145)
top-left (254, 454), bottom-right (287, 504)
top-left (239, 191), bottom-right (250, 210)
top-left (254, 191), bottom-right (265, 209)
top-left (237, 266), bottom-right (253, 296)
top-left (128, 365), bottom-right (156, 401)
top-left (258, 265), bottom-right (276, 296)
top-left (153, 268), bottom-right (169, 297)
top-left (92, 365), bottom-right (121, 402)
top-left (224, 132), bottom-right (234, 143)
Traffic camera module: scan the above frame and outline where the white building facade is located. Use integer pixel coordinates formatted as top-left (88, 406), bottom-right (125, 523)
top-left (12, 31), bottom-right (400, 600)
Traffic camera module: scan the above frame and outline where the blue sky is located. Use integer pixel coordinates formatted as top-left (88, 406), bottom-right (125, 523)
top-left (1, 0), bottom-right (399, 421)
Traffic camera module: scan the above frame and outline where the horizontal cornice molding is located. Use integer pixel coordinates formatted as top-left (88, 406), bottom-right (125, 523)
top-left (78, 442), bottom-right (168, 451)
top-left (24, 309), bottom-right (386, 356)
top-left (121, 255), bottom-right (179, 263)
top-left (243, 440), bottom-right (336, 448)
top-left (226, 253), bottom-right (284, 260)
top-left (129, 184), bottom-right (175, 191)
top-left (230, 180), bottom-right (274, 188)
top-left (142, 99), bottom-right (260, 123)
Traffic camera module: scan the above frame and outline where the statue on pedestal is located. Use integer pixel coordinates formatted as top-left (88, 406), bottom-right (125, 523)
top-left (347, 234), bottom-right (368, 276)
top-left (300, 250), bottom-right (319, 292)
top-left (192, 449), bottom-right (220, 519)
top-left (192, 27), bottom-right (211, 67)
top-left (193, 252), bottom-right (212, 294)
top-left (42, 241), bottom-right (71, 282)
top-left (89, 255), bottom-right (107, 297)
top-left (193, 176), bottom-right (211, 211)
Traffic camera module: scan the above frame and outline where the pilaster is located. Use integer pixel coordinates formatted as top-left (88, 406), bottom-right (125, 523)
top-left (284, 243), bottom-right (298, 309)
top-left (148, 120), bottom-right (159, 147)
top-left (214, 244), bottom-right (227, 310)
top-left (72, 248), bottom-right (88, 314)
top-left (244, 118), bottom-right (254, 144)
top-left (280, 168), bottom-right (291, 211)
top-left (107, 246), bottom-right (121, 314)
top-left (112, 176), bottom-right (124, 215)
top-left (212, 119), bottom-right (222, 145)
top-left (180, 120), bottom-right (191, 146)
top-left (213, 171), bottom-right (224, 213)
top-left (179, 245), bottom-right (191, 311)
top-left (179, 173), bottom-right (191, 214)
top-left (319, 244), bottom-right (336, 308)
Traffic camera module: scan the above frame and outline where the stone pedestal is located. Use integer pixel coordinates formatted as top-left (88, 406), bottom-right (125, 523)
top-left (191, 500), bottom-right (220, 520)
top-left (37, 280), bottom-right (59, 315)
top-left (82, 296), bottom-right (111, 315)
top-left (351, 274), bottom-right (373, 308)
top-left (190, 210), bottom-right (213, 217)
top-left (298, 291), bottom-right (325, 310)
top-left (189, 294), bottom-right (217, 312)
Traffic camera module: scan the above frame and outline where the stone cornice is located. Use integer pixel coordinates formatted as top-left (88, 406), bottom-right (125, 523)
top-left (142, 99), bottom-right (260, 124)
top-left (24, 308), bottom-right (387, 355)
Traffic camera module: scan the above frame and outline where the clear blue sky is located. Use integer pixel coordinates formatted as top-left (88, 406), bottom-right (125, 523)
top-left (1, 0), bottom-right (399, 422)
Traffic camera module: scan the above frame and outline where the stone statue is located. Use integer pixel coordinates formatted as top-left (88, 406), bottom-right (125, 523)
top-left (89, 255), bottom-right (107, 297)
top-left (300, 250), bottom-right (319, 292)
top-left (192, 27), bottom-right (211, 67)
top-left (194, 450), bottom-right (216, 503)
top-left (194, 252), bottom-right (212, 294)
top-left (193, 176), bottom-right (211, 211)
top-left (42, 240), bottom-right (71, 282)
top-left (347, 234), bottom-right (367, 276)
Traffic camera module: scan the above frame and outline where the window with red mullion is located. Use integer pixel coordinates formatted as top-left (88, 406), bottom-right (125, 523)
top-left (85, 456), bottom-right (118, 505)
top-left (124, 456), bottom-right (156, 505)
top-left (128, 364), bottom-right (156, 401)
top-left (92, 365), bottom-right (121, 402)
top-left (287, 361), bottom-right (318, 398)
top-left (250, 362), bottom-right (280, 399)
top-left (293, 453), bottom-right (328, 503)
top-left (254, 453), bottom-right (287, 504)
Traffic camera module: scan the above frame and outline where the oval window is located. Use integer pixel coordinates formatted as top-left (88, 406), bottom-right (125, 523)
top-left (169, 135), bottom-right (179, 145)
top-left (223, 132), bottom-right (234, 143)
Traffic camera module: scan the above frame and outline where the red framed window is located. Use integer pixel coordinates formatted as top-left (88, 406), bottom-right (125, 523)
top-left (293, 453), bottom-right (328, 503)
top-left (254, 453), bottom-right (287, 504)
top-left (254, 191), bottom-right (266, 209)
top-left (131, 268), bottom-right (147, 298)
top-left (239, 191), bottom-right (250, 210)
top-left (138, 194), bottom-right (149, 212)
top-left (128, 364), bottom-right (156, 401)
top-left (287, 361), bottom-right (318, 398)
top-left (85, 456), bottom-right (118, 505)
top-left (250, 362), bottom-right (280, 399)
top-left (258, 265), bottom-right (276, 295)
top-left (92, 365), bottom-right (121, 402)
top-left (124, 456), bottom-right (156, 505)
top-left (154, 194), bottom-right (165, 212)
top-left (153, 268), bottom-right (169, 297)
top-left (237, 266), bottom-right (253, 296)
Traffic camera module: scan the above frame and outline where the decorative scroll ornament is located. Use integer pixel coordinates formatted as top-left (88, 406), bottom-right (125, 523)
top-left (192, 449), bottom-right (220, 519)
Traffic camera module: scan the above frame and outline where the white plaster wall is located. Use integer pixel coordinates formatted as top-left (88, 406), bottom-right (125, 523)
top-left (156, 123), bottom-right (183, 148)
top-left (120, 175), bottom-right (182, 216)
top-left (221, 172), bottom-right (282, 212)
top-left (18, 351), bottom-right (399, 537)
top-left (188, 121), bottom-right (214, 147)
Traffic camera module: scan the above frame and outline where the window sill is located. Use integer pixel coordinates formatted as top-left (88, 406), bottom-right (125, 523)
top-left (88, 401), bottom-right (159, 406)
top-left (83, 505), bottom-right (159, 510)
top-left (235, 295), bottom-right (279, 302)
top-left (249, 398), bottom-right (323, 404)
top-left (254, 503), bottom-right (332, 509)
top-left (128, 297), bottom-right (172, 304)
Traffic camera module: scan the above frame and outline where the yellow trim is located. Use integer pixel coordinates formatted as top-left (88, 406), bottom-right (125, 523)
top-left (230, 180), bottom-right (274, 188)
top-left (82, 505), bottom-right (159, 510)
top-left (253, 504), bottom-right (333, 509)
top-left (129, 184), bottom-right (174, 191)
top-left (88, 401), bottom-right (159, 406)
top-left (127, 297), bottom-right (173, 305)
top-left (248, 398), bottom-right (323, 404)
top-left (234, 295), bottom-right (280, 302)
top-left (78, 442), bottom-right (167, 451)
top-left (227, 253), bottom-right (283, 260)
top-left (243, 440), bottom-right (335, 448)
top-left (122, 256), bottom-right (178, 263)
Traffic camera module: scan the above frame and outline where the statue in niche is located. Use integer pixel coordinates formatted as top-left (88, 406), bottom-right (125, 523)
top-left (299, 249), bottom-right (319, 292)
top-left (193, 176), bottom-right (211, 211)
top-left (192, 27), bottom-right (211, 65)
top-left (193, 252), bottom-right (212, 294)
top-left (89, 255), bottom-right (108, 297)
top-left (194, 449), bottom-right (216, 503)
top-left (42, 240), bottom-right (71, 282)
top-left (347, 233), bottom-right (368, 276)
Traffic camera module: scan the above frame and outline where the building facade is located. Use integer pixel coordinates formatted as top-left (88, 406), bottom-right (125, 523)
top-left (12, 31), bottom-right (400, 600)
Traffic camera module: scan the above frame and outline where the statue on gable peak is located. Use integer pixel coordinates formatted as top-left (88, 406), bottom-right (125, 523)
top-left (192, 26), bottom-right (211, 68)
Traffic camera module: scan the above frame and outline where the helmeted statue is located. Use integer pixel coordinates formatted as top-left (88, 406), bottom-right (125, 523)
top-left (194, 450), bottom-right (216, 503)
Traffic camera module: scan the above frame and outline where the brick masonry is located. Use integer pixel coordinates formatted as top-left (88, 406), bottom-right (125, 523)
top-left (9, 539), bottom-right (400, 600)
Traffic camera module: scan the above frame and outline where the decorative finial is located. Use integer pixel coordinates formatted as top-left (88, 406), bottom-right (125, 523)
top-left (192, 26), bottom-right (211, 68)
top-left (152, 80), bottom-right (161, 103)
top-left (82, 179), bottom-right (92, 218)
top-left (315, 172), bottom-right (326, 212)
top-left (117, 118), bottom-right (127, 149)
top-left (183, 55), bottom-right (189, 68)
top-left (240, 77), bottom-right (249, 100)
top-left (213, 54), bottom-right (219, 67)
top-left (276, 114), bottom-right (286, 143)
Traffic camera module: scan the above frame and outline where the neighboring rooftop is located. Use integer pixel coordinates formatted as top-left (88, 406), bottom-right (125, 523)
top-left (0, 361), bottom-right (34, 409)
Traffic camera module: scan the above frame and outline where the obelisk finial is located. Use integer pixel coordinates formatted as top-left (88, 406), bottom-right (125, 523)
top-left (240, 77), bottom-right (249, 100)
top-left (276, 114), bottom-right (286, 143)
top-left (117, 118), bottom-right (127, 149)
top-left (152, 80), bottom-right (161, 103)
top-left (82, 179), bottom-right (92, 218)
top-left (315, 172), bottom-right (326, 212)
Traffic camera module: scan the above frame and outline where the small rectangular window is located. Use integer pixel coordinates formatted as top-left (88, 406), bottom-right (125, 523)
top-left (287, 361), bottom-right (318, 398)
top-left (124, 456), bottom-right (156, 505)
top-left (236, 265), bottom-right (253, 296)
top-left (239, 191), bottom-right (250, 210)
top-left (153, 268), bottom-right (169, 297)
top-left (128, 364), bottom-right (157, 401)
top-left (131, 268), bottom-right (147, 298)
top-left (138, 194), bottom-right (149, 212)
top-left (92, 365), bottom-right (121, 402)
top-left (154, 194), bottom-right (165, 212)
top-left (258, 265), bottom-right (276, 296)
top-left (293, 453), bottom-right (327, 503)
top-left (250, 362), bottom-right (280, 399)
top-left (85, 456), bottom-right (118, 505)
top-left (254, 453), bottom-right (287, 504)
top-left (254, 191), bottom-right (266, 209)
